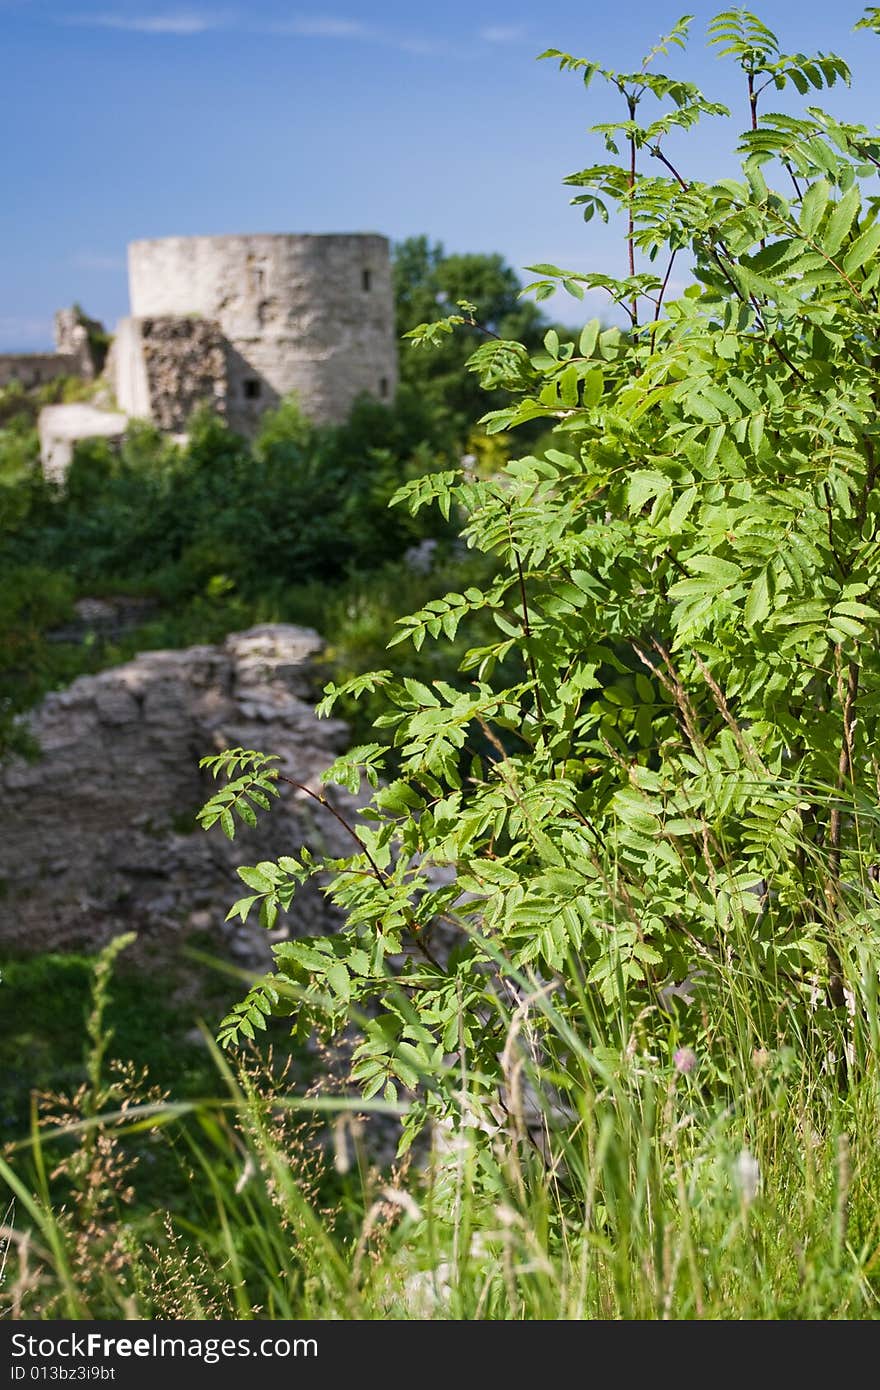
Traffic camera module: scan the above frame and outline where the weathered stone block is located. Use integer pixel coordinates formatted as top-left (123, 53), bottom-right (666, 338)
top-left (37, 402), bottom-right (128, 483)
top-left (0, 625), bottom-right (363, 964)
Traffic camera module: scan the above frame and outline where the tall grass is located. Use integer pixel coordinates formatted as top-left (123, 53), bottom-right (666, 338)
top-left (2, 911), bottom-right (878, 1321)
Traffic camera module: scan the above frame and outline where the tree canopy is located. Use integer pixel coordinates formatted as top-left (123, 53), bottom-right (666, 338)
top-left (393, 236), bottom-right (549, 442)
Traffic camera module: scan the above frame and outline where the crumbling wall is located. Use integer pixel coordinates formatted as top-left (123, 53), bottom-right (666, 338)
top-left (0, 625), bottom-right (360, 965)
top-left (140, 316), bottom-right (228, 432)
top-left (0, 353), bottom-right (80, 390)
top-left (113, 316), bottom-right (228, 432)
top-left (0, 307), bottom-right (105, 390)
top-left (54, 308), bottom-right (104, 377)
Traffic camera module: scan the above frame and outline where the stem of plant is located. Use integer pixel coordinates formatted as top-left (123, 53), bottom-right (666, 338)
top-left (513, 546), bottom-right (545, 727)
top-left (275, 772), bottom-right (446, 972)
top-left (825, 652), bottom-right (859, 1006)
top-left (627, 93), bottom-right (638, 326)
top-left (651, 249), bottom-right (678, 343)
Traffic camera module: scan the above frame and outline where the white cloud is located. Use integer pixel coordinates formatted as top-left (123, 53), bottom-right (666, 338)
top-left (63, 8), bottom-right (450, 56)
top-left (68, 10), bottom-right (229, 35)
top-left (268, 16), bottom-right (370, 39)
top-left (266, 15), bottom-right (448, 55)
top-left (480, 24), bottom-right (526, 44)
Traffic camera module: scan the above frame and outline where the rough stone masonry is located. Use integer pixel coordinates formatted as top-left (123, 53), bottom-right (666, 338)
top-left (0, 625), bottom-right (366, 965)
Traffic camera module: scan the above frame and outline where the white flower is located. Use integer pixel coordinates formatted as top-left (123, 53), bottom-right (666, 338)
top-left (734, 1148), bottom-right (761, 1205)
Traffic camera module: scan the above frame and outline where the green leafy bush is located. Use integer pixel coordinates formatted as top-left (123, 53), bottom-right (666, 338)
top-left (0, 398), bottom-right (457, 597)
top-left (202, 10), bottom-right (880, 1156)
top-left (0, 566), bottom-right (76, 757)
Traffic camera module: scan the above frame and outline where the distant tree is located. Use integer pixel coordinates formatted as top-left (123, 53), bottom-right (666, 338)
top-left (393, 236), bottom-right (549, 444)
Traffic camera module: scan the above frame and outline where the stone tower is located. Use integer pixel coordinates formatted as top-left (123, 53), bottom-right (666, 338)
top-left (114, 233), bottom-right (398, 434)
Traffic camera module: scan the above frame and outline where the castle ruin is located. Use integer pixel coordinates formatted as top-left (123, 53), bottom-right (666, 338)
top-left (117, 233), bottom-right (398, 434)
top-left (1, 231), bottom-right (399, 477)
top-left (0, 307), bottom-right (103, 391)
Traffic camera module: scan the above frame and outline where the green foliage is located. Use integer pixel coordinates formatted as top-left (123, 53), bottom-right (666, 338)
top-left (0, 566), bottom-right (76, 757)
top-left (394, 236), bottom-right (554, 445)
top-left (0, 400), bottom-right (454, 599)
top-left (202, 11), bottom-right (880, 1165)
top-left (197, 748), bottom-right (281, 841)
top-left (2, 946), bottom-right (880, 1318)
top-left (0, 391), bottom-right (468, 759)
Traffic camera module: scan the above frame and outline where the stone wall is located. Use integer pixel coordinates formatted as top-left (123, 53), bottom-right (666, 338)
top-left (54, 308), bottom-right (102, 377)
top-left (141, 317), bottom-right (228, 432)
top-left (38, 403), bottom-right (128, 484)
top-left (126, 234), bottom-right (398, 431)
top-left (0, 626), bottom-right (362, 964)
top-left (0, 352), bottom-right (80, 390)
top-left (114, 316), bottom-right (228, 432)
top-left (0, 308), bottom-right (104, 391)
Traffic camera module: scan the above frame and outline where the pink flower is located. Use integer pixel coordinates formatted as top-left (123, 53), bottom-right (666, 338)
top-left (674, 1047), bottom-right (697, 1075)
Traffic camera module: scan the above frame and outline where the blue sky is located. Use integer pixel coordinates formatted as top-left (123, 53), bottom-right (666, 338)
top-left (2, 0), bottom-right (878, 349)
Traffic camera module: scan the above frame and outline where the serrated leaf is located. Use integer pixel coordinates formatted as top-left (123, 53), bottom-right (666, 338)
top-left (834, 599), bottom-right (880, 620)
top-left (237, 865), bottom-right (272, 892)
top-left (578, 320), bottom-right (600, 357)
top-left (668, 486), bottom-right (697, 530)
top-left (225, 895), bottom-right (260, 923)
top-left (582, 367), bottom-right (604, 407)
top-left (686, 555), bottom-right (742, 584)
top-left (628, 470), bottom-right (671, 511)
top-left (326, 962), bottom-right (350, 999)
top-left (842, 221), bottom-right (880, 275)
top-left (544, 328), bottom-right (560, 358)
top-left (559, 363), bottom-right (579, 406)
top-left (704, 423), bottom-right (726, 466)
top-left (744, 569), bottom-right (771, 626)
top-left (824, 185), bottom-right (860, 256)
top-left (800, 179), bottom-right (828, 236)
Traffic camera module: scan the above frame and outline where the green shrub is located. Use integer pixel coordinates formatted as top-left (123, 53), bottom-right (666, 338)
top-left (201, 10), bottom-right (880, 1163)
top-left (0, 566), bottom-right (76, 757)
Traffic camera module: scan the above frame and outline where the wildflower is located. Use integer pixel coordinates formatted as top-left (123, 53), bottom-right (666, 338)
top-left (673, 1046), bottom-right (697, 1075)
top-left (735, 1148), bottom-right (761, 1205)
